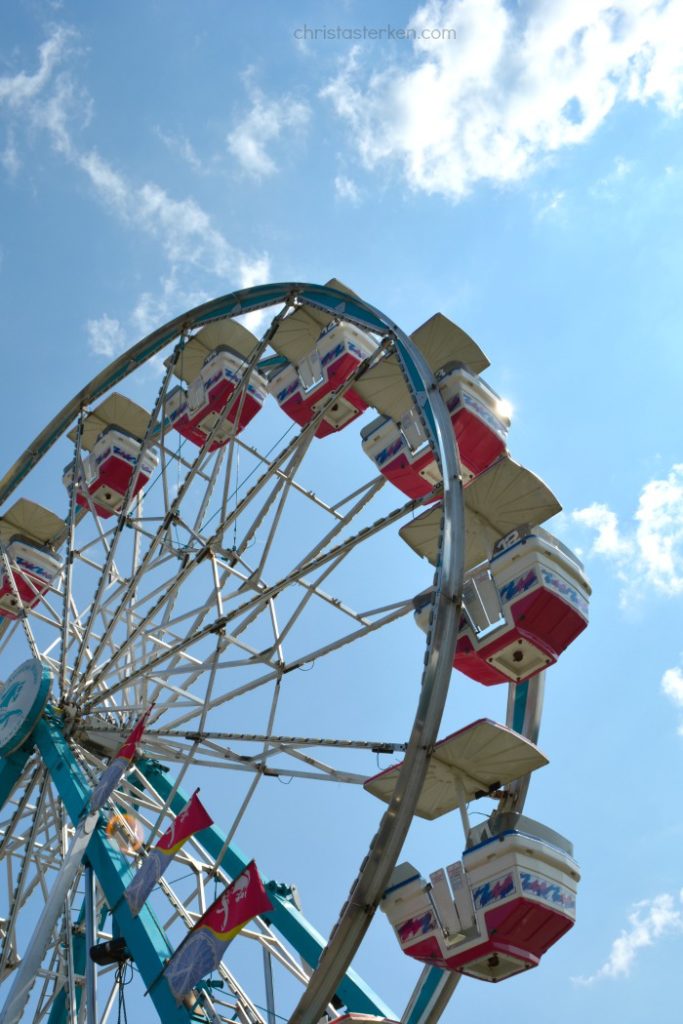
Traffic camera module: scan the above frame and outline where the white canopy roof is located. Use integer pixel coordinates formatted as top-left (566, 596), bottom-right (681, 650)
top-left (0, 499), bottom-right (63, 546)
top-left (269, 278), bottom-right (358, 365)
top-left (172, 320), bottom-right (261, 384)
top-left (67, 394), bottom-right (152, 451)
top-left (354, 312), bottom-right (489, 422)
top-left (364, 718), bottom-right (548, 820)
top-left (411, 313), bottom-right (489, 375)
top-left (399, 455), bottom-right (561, 570)
top-left (352, 357), bottom-right (411, 422)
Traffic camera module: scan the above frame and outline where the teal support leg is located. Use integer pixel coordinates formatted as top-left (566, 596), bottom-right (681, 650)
top-left (33, 713), bottom-right (192, 1024)
top-left (0, 745), bottom-right (31, 809)
top-left (46, 895), bottom-right (109, 1024)
top-left (138, 760), bottom-right (396, 1018)
top-left (403, 966), bottom-right (461, 1024)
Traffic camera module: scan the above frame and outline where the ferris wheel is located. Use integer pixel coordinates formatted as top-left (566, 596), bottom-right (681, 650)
top-left (0, 281), bottom-right (590, 1024)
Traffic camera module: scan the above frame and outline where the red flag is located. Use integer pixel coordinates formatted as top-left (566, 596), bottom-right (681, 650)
top-left (90, 706), bottom-right (154, 812)
top-left (124, 791), bottom-right (213, 916)
top-left (156, 790), bottom-right (213, 854)
top-left (116, 705), bottom-right (155, 761)
top-left (164, 861), bottom-right (272, 1001)
top-left (198, 859), bottom-right (272, 942)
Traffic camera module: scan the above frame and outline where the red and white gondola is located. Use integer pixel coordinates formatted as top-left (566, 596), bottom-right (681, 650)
top-left (62, 394), bottom-right (158, 519)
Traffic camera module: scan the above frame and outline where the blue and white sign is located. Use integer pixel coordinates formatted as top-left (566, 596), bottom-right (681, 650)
top-left (0, 658), bottom-right (52, 756)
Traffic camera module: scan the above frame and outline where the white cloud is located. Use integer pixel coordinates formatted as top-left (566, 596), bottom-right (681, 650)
top-left (155, 128), bottom-right (204, 173)
top-left (635, 468), bottom-right (683, 594)
top-left (572, 503), bottom-right (634, 560)
top-left (86, 315), bottom-right (127, 357)
top-left (1, 130), bottom-right (20, 175)
top-left (0, 27), bottom-right (271, 357)
top-left (591, 155), bottom-right (633, 199)
top-left (0, 25), bottom-right (75, 108)
top-left (536, 188), bottom-right (566, 221)
top-left (321, 0), bottom-right (683, 200)
top-left (574, 891), bottom-right (683, 983)
top-left (334, 174), bottom-right (361, 203)
top-left (572, 465), bottom-right (683, 603)
top-left (227, 82), bottom-right (310, 178)
top-left (662, 665), bottom-right (683, 708)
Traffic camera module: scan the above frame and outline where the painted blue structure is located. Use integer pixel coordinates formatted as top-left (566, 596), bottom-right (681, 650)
top-left (137, 759), bottom-right (396, 1018)
top-left (0, 715), bottom-right (396, 1020)
top-left (32, 711), bottom-right (192, 1024)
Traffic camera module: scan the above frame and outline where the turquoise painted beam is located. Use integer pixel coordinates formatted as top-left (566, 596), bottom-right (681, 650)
top-left (138, 760), bottom-right (396, 1019)
top-left (46, 896), bottom-right (110, 1024)
top-left (0, 746), bottom-right (31, 809)
top-left (33, 714), bottom-right (192, 1024)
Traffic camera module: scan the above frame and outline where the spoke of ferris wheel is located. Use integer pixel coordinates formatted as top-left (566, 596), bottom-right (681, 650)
top-left (247, 431), bottom-right (317, 583)
top-left (75, 468), bottom-right (115, 561)
top-left (34, 942), bottom-right (63, 1021)
top-left (59, 550), bottom-right (191, 683)
top-left (0, 541), bottom-right (39, 659)
top-left (124, 734), bottom-right (370, 783)
top-left (77, 311), bottom-right (289, 688)
top-left (117, 543), bottom-right (368, 642)
top-left (127, 491), bottom-right (144, 709)
top-left (213, 302), bottom-right (298, 545)
top-left (272, 549), bottom-right (357, 653)
top-left (81, 320), bottom-right (389, 693)
top-left (148, 596), bottom-right (408, 732)
top-left (72, 463), bottom-right (387, 702)
top-left (0, 764), bottom-right (42, 861)
top-left (59, 408), bottom-right (86, 699)
top-left (234, 435), bottom-right (346, 521)
top-left (67, 345), bottom-right (185, 694)
top-left (142, 730), bottom-right (406, 753)
top-left (156, 437), bottom-right (214, 485)
top-left (83, 596), bottom-right (410, 728)
top-left (193, 443), bottom-right (227, 534)
top-left (0, 771), bottom-right (49, 979)
top-left (144, 632), bottom-right (224, 848)
top-left (80, 486), bottom-right (424, 709)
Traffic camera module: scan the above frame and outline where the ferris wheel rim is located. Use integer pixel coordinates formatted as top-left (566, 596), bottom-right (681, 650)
top-left (0, 281), bottom-right (465, 1023)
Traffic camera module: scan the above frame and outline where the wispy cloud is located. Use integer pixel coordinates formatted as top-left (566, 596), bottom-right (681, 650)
top-left (155, 127), bottom-right (205, 173)
top-left (0, 27), bottom-right (270, 357)
top-left (662, 665), bottom-right (683, 709)
top-left (334, 174), bottom-right (361, 203)
top-left (86, 314), bottom-right (127, 357)
top-left (227, 78), bottom-right (310, 179)
top-left (536, 188), bottom-right (566, 221)
top-left (572, 464), bottom-right (683, 604)
top-left (574, 890), bottom-right (683, 983)
top-left (1, 129), bottom-right (19, 175)
top-left (321, 0), bottom-right (683, 200)
top-left (0, 25), bottom-right (75, 108)
top-left (590, 155), bottom-right (633, 200)
top-left (661, 662), bottom-right (683, 737)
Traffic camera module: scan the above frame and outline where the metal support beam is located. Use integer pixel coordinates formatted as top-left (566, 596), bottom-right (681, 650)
top-left (0, 812), bottom-right (97, 1024)
top-left (0, 746), bottom-right (32, 810)
top-left (84, 864), bottom-right (97, 1024)
top-left (402, 967), bottom-right (461, 1024)
top-left (137, 759), bottom-right (395, 1018)
top-left (33, 713), bottom-right (192, 1024)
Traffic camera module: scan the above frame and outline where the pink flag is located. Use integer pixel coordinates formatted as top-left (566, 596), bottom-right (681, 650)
top-left (89, 706), bottom-right (154, 812)
top-left (124, 791), bottom-right (213, 916)
top-left (164, 860), bottom-right (272, 1001)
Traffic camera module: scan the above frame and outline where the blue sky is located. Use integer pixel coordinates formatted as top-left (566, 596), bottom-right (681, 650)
top-left (2, 0), bottom-right (683, 1020)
